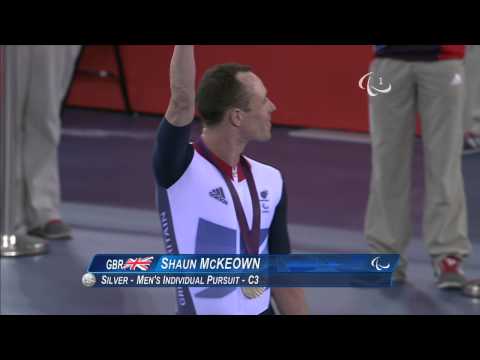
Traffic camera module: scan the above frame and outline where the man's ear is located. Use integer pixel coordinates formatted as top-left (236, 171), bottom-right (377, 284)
top-left (229, 108), bottom-right (243, 128)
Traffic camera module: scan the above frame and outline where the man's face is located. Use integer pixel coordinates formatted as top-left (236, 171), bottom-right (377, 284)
top-left (236, 72), bottom-right (277, 142)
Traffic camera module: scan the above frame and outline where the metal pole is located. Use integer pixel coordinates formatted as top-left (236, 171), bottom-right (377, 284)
top-left (1, 45), bottom-right (47, 257)
top-left (113, 45), bottom-right (135, 117)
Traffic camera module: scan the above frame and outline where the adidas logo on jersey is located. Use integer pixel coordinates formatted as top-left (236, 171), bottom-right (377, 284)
top-left (209, 187), bottom-right (228, 205)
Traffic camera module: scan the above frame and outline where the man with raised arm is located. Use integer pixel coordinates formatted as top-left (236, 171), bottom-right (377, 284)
top-left (153, 45), bottom-right (308, 315)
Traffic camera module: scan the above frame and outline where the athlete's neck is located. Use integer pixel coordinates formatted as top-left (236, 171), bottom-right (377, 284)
top-left (201, 128), bottom-right (247, 168)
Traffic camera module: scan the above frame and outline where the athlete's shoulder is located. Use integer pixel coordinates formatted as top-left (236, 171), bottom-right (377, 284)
top-left (244, 156), bottom-right (283, 180)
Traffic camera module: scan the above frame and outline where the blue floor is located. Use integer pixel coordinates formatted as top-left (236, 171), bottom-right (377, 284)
top-left (1, 108), bottom-right (479, 315)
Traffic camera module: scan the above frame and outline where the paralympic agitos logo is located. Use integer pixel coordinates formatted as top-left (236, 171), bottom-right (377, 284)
top-left (359, 72), bottom-right (392, 97)
top-left (371, 256), bottom-right (391, 271)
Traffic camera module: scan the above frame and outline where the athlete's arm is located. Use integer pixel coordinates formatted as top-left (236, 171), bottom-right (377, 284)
top-left (269, 181), bottom-right (309, 315)
top-left (271, 288), bottom-right (308, 315)
top-left (165, 45), bottom-right (196, 126)
top-left (153, 45), bottom-right (196, 188)
top-left (268, 182), bottom-right (290, 254)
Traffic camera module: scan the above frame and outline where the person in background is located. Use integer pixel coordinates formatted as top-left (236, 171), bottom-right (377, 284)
top-left (365, 45), bottom-right (472, 289)
top-left (463, 45), bottom-right (480, 154)
top-left (6, 45), bottom-right (82, 240)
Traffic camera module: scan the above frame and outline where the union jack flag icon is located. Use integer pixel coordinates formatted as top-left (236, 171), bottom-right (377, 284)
top-left (123, 257), bottom-right (154, 271)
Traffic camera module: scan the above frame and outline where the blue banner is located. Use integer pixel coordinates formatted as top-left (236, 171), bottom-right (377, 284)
top-left (82, 254), bottom-right (400, 288)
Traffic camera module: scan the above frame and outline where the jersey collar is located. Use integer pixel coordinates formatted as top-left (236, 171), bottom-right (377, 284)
top-left (193, 141), bottom-right (250, 182)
